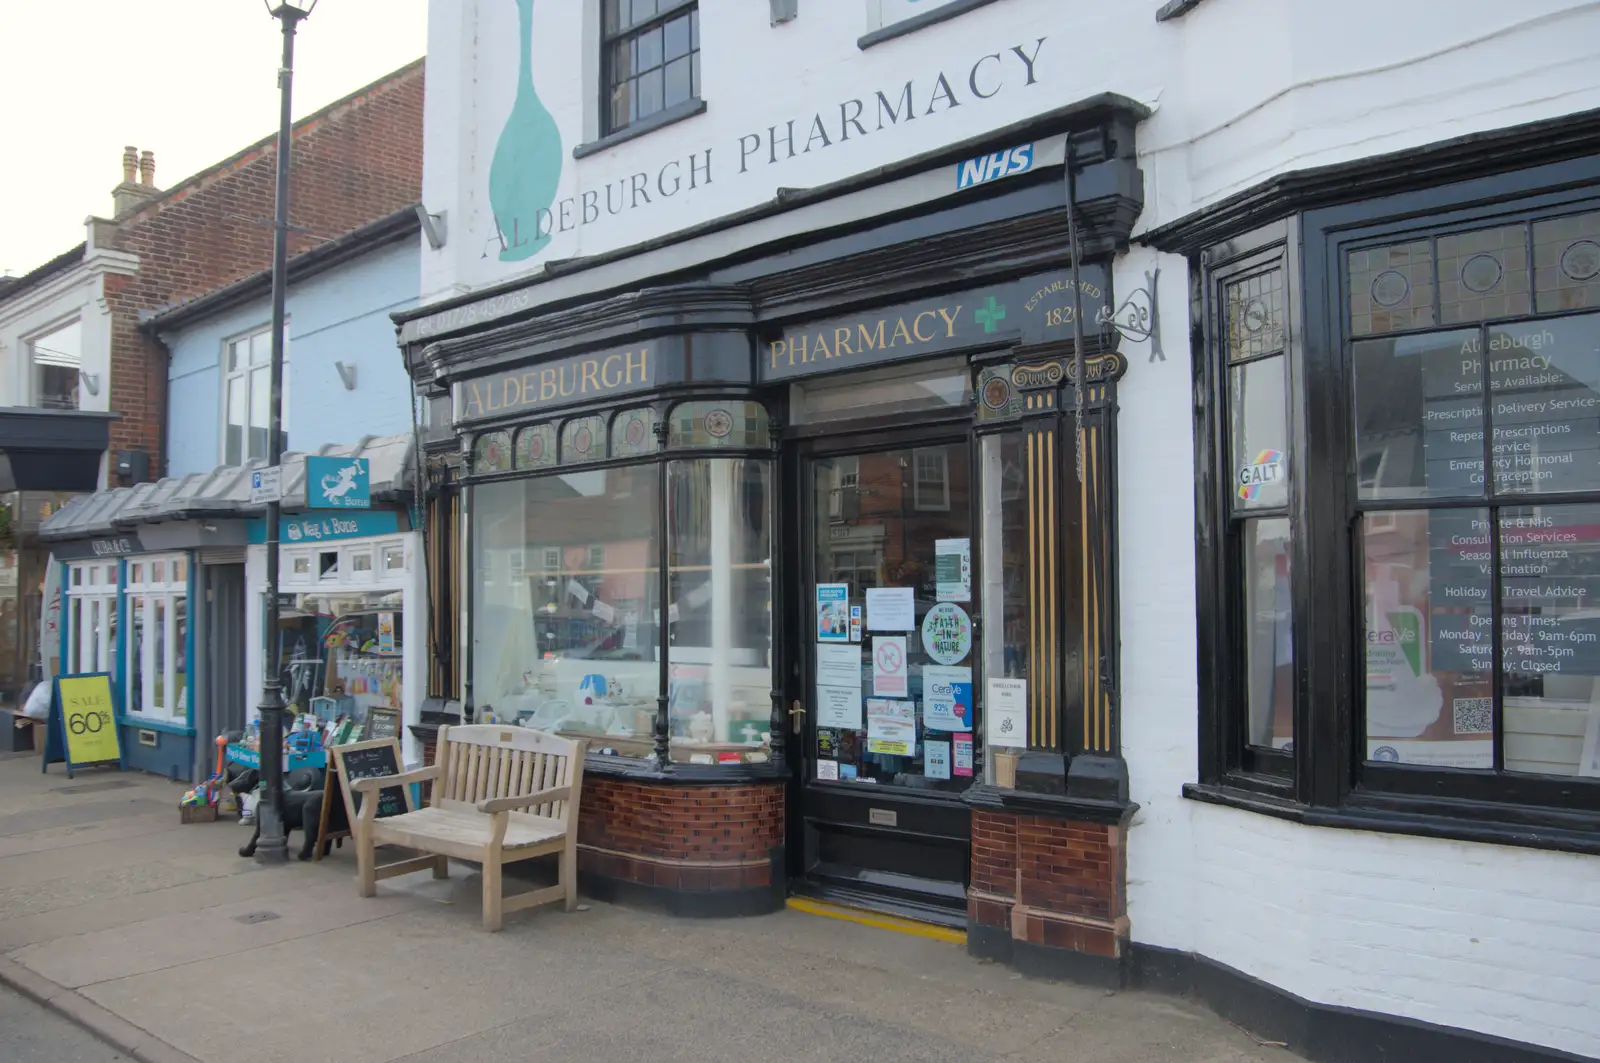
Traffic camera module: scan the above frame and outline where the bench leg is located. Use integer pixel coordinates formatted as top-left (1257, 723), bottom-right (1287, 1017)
top-left (561, 837), bottom-right (578, 912)
top-left (482, 849), bottom-right (504, 931)
top-left (433, 855), bottom-right (449, 880)
top-left (356, 829), bottom-right (376, 899)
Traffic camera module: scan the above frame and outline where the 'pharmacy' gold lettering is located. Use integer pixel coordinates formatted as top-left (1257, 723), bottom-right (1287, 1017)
top-left (455, 347), bottom-right (651, 423)
top-left (768, 306), bottom-right (963, 372)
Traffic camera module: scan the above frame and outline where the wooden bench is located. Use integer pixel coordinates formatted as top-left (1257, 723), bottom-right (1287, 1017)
top-left (351, 724), bottom-right (587, 931)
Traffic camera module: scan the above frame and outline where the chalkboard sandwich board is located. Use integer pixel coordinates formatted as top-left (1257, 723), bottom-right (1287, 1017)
top-left (363, 706), bottom-right (401, 742)
top-left (327, 739), bottom-right (413, 853)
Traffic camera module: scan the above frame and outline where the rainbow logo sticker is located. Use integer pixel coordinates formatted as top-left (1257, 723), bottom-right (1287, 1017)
top-left (1238, 449), bottom-right (1286, 501)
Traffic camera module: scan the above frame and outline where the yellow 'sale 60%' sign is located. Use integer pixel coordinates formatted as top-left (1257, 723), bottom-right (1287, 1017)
top-left (57, 675), bottom-right (121, 766)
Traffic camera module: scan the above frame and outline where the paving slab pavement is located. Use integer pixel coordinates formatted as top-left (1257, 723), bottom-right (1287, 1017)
top-left (0, 754), bottom-right (1286, 1063)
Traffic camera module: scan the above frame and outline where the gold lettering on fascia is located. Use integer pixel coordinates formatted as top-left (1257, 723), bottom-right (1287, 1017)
top-left (459, 347), bottom-right (651, 421)
top-left (767, 305), bottom-right (963, 371)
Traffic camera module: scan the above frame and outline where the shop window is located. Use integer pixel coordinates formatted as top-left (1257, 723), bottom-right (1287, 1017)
top-left (473, 430), bottom-right (512, 475)
top-left (222, 323), bottom-right (288, 465)
top-left (66, 562), bottom-right (118, 678)
top-left (271, 589), bottom-right (403, 731)
top-left (610, 407), bottom-right (659, 458)
top-left (665, 458), bottom-right (772, 763)
top-left (601, 0), bottom-right (699, 136)
top-left (472, 466), bottom-right (661, 757)
top-left (560, 415), bottom-right (607, 464)
top-left (516, 423), bottom-right (556, 470)
top-left (668, 401), bottom-right (768, 448)
top-left (1195, 181), bottom-right (1600, 840)
top-left (124, 556), bottom-right (187, 722)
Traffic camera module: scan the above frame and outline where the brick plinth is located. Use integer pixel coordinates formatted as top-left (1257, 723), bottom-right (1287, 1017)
top-left (969, 808), bottom-right (1130, 984)
top-left (577, 776), bottom-right (784, 901)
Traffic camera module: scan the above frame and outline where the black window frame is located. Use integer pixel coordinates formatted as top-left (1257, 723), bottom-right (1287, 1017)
top-left (600, 0), bottom-right (700, 138)
top-left (1192, 151), bottom-right (1600, 852)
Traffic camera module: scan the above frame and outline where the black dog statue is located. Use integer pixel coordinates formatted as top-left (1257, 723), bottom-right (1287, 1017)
top-left (230, 766), bottom-right (345, 861)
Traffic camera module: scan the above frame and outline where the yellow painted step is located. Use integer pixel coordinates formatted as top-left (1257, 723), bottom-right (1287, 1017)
top-left (786, 896), bottom-right (967, 945)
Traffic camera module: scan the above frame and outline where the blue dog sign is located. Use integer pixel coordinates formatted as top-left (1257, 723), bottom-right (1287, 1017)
top-left (306, 456), bottom-right (370, 510)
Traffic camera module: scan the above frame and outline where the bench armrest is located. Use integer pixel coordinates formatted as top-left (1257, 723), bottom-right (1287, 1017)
top-left (349, 765), bottom-right (438, 794)
top-left (477, 786), bottom-right (571, 814)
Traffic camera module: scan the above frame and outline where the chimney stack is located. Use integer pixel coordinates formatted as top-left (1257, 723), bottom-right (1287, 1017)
top-left (112, 145), bottom-right (160, 217)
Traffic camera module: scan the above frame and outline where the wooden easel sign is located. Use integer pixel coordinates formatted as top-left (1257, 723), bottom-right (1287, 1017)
top-left (41, 673), bottom-right (124, 778)
top-left (317, 738), bottom-right (412, 860)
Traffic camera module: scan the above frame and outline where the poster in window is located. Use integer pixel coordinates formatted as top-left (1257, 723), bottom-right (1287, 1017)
top-left (921, 602), bottom-right (972, 666)
top-left (866, 698), bottom-right (915, 755)
top-left (922, 665), bottom-right (973, 731)
top-left (935, 538), bottom-right (971, 602)
top-left (815, 643), bottom-right (860, 689)
top-left (953, 733), bottom-right (973, 776)
top-left (817, 583), bottom-right (850, 641)
top-left (986, 678), bottom-right (1026, 748)
top-left (866, 587), bottom-right (915, 631)
top-left (924, 740), bottom-right (951, 780)
top-left (872, 636), bottom-right (908, 697)
top-left (816, 684), bottom-right (863, 729)
top-left (377, 612), bottom-right (395, 655)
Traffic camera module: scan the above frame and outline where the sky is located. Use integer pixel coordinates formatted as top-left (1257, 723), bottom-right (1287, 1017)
top-left (0, 0), bottom-right (428, 277)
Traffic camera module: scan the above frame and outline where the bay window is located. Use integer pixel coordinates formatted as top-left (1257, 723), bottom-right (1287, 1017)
top-left (1192, 163), bottom-right (1600, 843)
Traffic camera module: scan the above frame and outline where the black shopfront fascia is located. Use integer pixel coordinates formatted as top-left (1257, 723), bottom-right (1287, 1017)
top-left (1152, 110), bottom-right (1600, 854)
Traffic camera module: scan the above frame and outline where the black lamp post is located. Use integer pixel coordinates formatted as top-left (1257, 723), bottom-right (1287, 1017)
top-left (254, 0), bottom-right (317, 864)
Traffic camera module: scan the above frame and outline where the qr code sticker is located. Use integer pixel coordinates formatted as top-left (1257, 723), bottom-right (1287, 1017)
top-left (1453, 698), bottom-right (1492, 735)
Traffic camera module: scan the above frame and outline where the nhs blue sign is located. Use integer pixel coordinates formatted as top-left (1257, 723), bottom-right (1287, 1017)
top-left (956, 143), bottom-right (1034, 190)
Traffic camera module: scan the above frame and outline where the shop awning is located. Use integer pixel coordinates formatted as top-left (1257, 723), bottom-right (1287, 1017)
top-left (0, 408), bottom-right (115, 493)
top-left (39, 432), bottom-right (417, 556)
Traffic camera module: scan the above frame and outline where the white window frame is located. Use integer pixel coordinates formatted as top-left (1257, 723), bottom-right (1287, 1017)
top-left (221, 322), bottom-right (288, 465)
top-left (913, 449), bottom-right (951, 511)
top-left (283, 539), bottom-right (408, 590)
top-left (66, 562), bottom-right (118, 676)
top-left (124, 555), bottom-right (188, 722)
top-left (28, 318), bottom-right (83, 411)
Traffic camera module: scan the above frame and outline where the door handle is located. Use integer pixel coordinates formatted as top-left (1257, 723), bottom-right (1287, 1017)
top-left (789, 700), bottom-right (806, 735)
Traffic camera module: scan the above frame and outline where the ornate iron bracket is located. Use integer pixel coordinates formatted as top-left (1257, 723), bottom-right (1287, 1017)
top-left (1095, 267), bottom-right (1164, 362)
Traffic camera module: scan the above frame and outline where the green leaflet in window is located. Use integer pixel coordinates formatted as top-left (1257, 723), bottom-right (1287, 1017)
top-left (488, 0), bottom-right (563, 262)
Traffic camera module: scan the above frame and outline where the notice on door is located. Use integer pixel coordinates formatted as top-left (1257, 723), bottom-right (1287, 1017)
top-left (924, 740), bottom-right (951, 780)
top-left (872, 636), bottom-right (908, 697)
top-left (815, 643), bottom-right (861, 689)
top-left (866, 587), bottom-right (915, 631)
top-left (866, 699), bottom-right (915, 755)
top-left (935, 538), bottom-right (971, 602)
top-left (816, 684), bottom-right (863, 730)
top-left (922, 665), bottom-right (973, 731)
top-left (987, 678), bottom-right (1027, 748)
top-left (817, 583), bottom-right (850, 641)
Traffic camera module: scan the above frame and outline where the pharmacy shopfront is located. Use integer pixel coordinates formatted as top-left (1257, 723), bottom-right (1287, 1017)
top-left (403, 100), bottom-right (1148, 965)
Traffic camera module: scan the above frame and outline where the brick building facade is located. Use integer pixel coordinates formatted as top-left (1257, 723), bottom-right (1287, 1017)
top-left (100, 59), bottom-right (423, 477)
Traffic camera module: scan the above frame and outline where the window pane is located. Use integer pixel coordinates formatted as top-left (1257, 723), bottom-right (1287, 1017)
top-left (666, 459), bottom-right (773, 764)
top-left (473, 431), bottom-right (512, 474)
top-left (1500, 503), bottom-right (1600, 777)
top-left (1348, 240), bottom-right (1436, 337)
top-left (293, 556), bottom-right (311, 576)
top-left (1242, 518), bottom-right (1294, 749)
top-left (1438, 225), bottom-right (1531, 325)
top-left (384, 546), bottom-right (405, 572)
top-left (636, 26), bottom-right (662, 70)
top-left (663, 13), bottom-right (690, 59)
top-left (251, 329), bottom-right (272, 366)
top-left (128, 597), bottom-right (145, 714)
top-left (173, 596), bottom-right (187, 717)
top-left (1224, 267), bottom-right (1286, 361)
top-left (791, 358), bottom-right (972, 424)
top-left (602, 0), bottom-right (622, 34)
top-left (669, 401), bottom-right (767, 448)
top-left (560, 415), bottom-right (606, 463)
top-left (352, 552), bottom-right (373, 573)
top-left (610, 408), bottom-right (658, 458)
top-left (154, 598), bottom-right (167, 710)
top-left (1534, 210), bottom-right (1600, 313)
top-left (1353, 329), bottom-right (1483, 500)
top-left (1228, 354), bottom-right (1289, 511)
top-left (472, 468), bottom-right (660, 758)
top-left (1363, 509), bottom-right (1494, 768)
top-left (227, 339), bottom-right (244, 372)
top-left (635, 68), bottom-right (664, 119)
top-left (980, 432), bottom-right (1028, 778)
top-left (1487, 314), bottom-right (1600, 495)
top-left (152, 560), bottom-right (165, 584)
top-left (516, 424), bottom-right (557, 469)
top-left (664, 57), bottom-right (692, 108)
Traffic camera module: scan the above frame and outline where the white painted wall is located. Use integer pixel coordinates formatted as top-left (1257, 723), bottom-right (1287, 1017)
top-left (424, 0), bottom-right (1600, 1054)
top-left (0, 247), bottom-right (135, 416)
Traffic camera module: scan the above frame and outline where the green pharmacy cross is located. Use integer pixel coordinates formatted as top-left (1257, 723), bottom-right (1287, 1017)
top-left (975, 296), bottom-right (1008, 333)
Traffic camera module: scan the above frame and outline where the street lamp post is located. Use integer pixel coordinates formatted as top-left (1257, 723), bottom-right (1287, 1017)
top-left (255, 0), bottom-right (317, 865)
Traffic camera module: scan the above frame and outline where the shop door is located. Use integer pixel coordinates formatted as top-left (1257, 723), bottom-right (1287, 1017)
top-left (792, 432), bottom-right (977, 925)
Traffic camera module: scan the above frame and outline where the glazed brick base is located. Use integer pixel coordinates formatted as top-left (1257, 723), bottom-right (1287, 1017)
top-left (576, 775), bottom-right (786, 916)
top-left (967, 809), bottom-right (1129, 986)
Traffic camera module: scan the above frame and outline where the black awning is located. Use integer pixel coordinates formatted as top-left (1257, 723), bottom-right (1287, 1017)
top-left (0, 408), bottom-right (115, 492)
